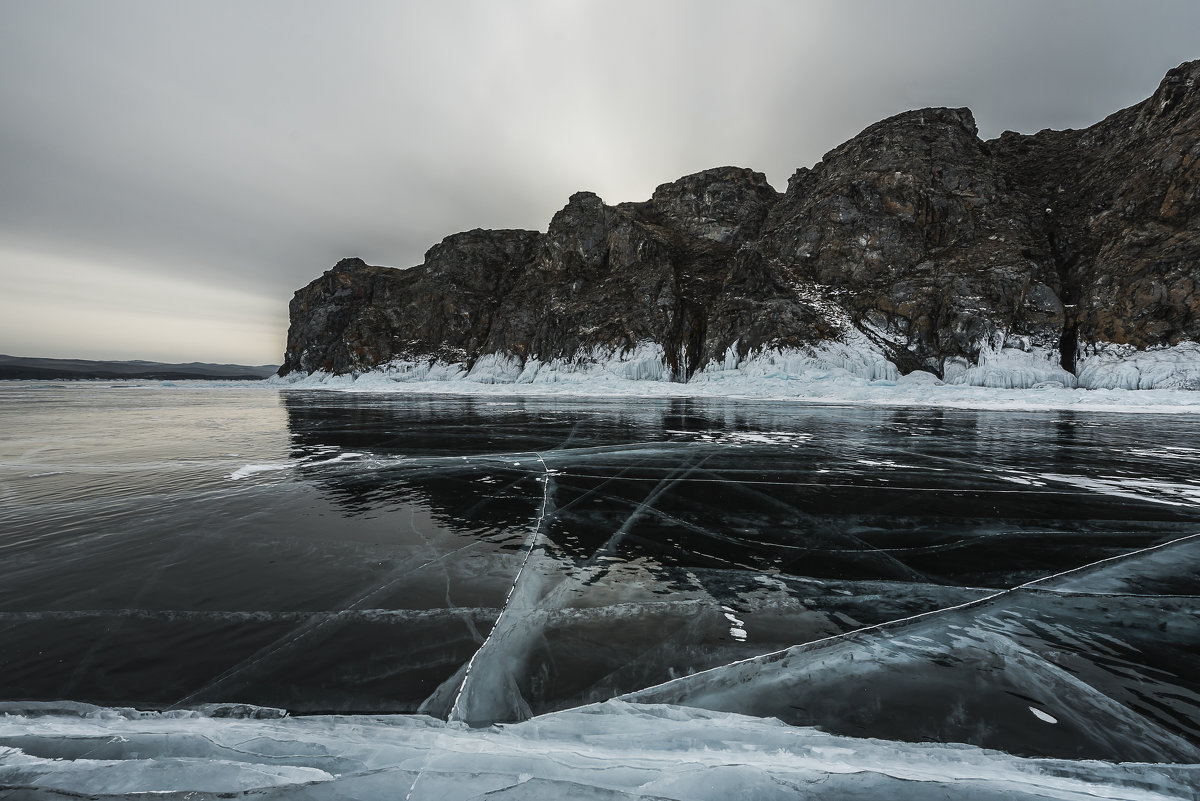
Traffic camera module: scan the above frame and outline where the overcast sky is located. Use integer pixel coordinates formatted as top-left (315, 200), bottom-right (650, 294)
top-left (1, 1), bottom-right (1197, 364)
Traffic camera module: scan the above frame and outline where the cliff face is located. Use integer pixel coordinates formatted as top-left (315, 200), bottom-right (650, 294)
top-left (281, 60), bottom-right (1200, 387)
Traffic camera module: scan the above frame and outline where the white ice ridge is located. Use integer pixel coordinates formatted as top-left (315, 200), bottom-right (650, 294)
top-left (267, 340), bottom-right (1200, 412)
top-left (1, 700), bottom-right (1194, 800)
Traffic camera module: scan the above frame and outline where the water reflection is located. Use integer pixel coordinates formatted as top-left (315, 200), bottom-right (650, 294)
top-left (280, 393), bottom-right (1200, 588)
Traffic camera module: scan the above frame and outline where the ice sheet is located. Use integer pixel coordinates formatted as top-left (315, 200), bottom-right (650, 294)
top-left (625, 534), bottom-right (1200, 763)
top-left (1, 701), bottom-right (1196, 800)
top-left (6, 385), bottom-right (1200, 798)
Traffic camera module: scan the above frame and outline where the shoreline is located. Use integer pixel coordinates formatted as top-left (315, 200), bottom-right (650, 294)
top-left (267, 372), bottom-right (1200, 415)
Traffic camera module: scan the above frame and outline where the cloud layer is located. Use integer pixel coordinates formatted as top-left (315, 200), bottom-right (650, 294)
top-left (2, 0), bottom-right (1197, 363)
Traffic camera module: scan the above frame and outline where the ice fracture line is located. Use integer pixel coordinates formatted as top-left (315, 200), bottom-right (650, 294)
top-left (620, 529), bottom-right (1200, 703)
top-left (446, 452), bottom-right (554, 723)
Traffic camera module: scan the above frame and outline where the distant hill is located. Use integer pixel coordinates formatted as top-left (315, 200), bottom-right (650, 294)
top-left (0, 355), bottom-right (279, 380)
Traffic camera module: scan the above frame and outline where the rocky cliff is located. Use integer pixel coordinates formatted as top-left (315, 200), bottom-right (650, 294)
top-left (280, 60), bottom-right (1200, 389)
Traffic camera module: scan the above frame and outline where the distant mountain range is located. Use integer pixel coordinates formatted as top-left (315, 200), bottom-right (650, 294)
top-left (0, 355), bottom-right (279, 381)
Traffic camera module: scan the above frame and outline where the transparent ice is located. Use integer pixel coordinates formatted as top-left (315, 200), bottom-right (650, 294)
top-left (1, 383), bottom-right (1199, 799)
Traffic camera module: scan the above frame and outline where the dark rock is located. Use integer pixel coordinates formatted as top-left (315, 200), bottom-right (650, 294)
top-left (750, 106), bottom-right (1062, 375)
top-left (991, 60), bottom-right (1200, 365)
top-left (279, 60), bottom-right (1200, 385)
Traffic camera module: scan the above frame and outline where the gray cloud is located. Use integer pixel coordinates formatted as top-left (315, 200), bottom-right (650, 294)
top-left (1, 0), bottom-right (1197, 362)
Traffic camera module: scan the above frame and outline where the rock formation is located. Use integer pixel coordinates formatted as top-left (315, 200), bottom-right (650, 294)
top-left (280, 60), bottom-right (1200, 389)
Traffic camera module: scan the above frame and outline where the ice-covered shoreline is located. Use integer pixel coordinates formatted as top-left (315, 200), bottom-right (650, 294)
top-left (268, 341), bottom-right (1200, 414)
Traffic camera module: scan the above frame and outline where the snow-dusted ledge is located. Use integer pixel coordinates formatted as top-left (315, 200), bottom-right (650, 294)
top-left (267, 340), bottom-right (1200, 413)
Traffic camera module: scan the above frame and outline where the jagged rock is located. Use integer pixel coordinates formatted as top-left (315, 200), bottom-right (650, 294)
top-left (279, 60), bottom-right (1200, 388)
top-left (992, 61), bottom-right (1200, 369)
top-left (752, 107), bottom-right (1063, 375)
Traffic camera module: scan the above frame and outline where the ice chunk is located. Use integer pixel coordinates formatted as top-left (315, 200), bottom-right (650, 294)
top-left (897, 370), bottom-right (943, 385)
top-left (229, 463), bottom-right (289, 479)
top-left (695, 342), bottom-right (899, 383)
top-left (1029, 706), bottom-right (1058, 724)
top-left (467, 353), bottom-right (525, 384)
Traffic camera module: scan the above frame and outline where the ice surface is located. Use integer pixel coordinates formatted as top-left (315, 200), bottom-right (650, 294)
top-left (1, 701), bottom-right (1197, 800)
top-left (1045, 532), bottom-right (1200, 595)
top-left (626, 534), bottom-right (1200, 764)
top-left (6, 385), bottom-right (1200, 798)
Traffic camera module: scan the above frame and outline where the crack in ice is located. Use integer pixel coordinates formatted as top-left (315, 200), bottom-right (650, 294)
top-left (616, 530), bottom-right (1200, 705)
top-left (446, 452), bottom-right (554, 724)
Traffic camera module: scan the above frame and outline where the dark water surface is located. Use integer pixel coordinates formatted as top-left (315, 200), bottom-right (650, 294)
top-left (1, 382), bottom-right (1198, 761)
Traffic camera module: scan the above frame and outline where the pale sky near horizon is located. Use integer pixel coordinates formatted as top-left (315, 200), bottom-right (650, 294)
top-left (2, 1), bottom-right (1198, 365)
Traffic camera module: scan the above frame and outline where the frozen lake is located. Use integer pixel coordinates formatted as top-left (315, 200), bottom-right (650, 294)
top-left (2, 382), bottom-right (1199, 798)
